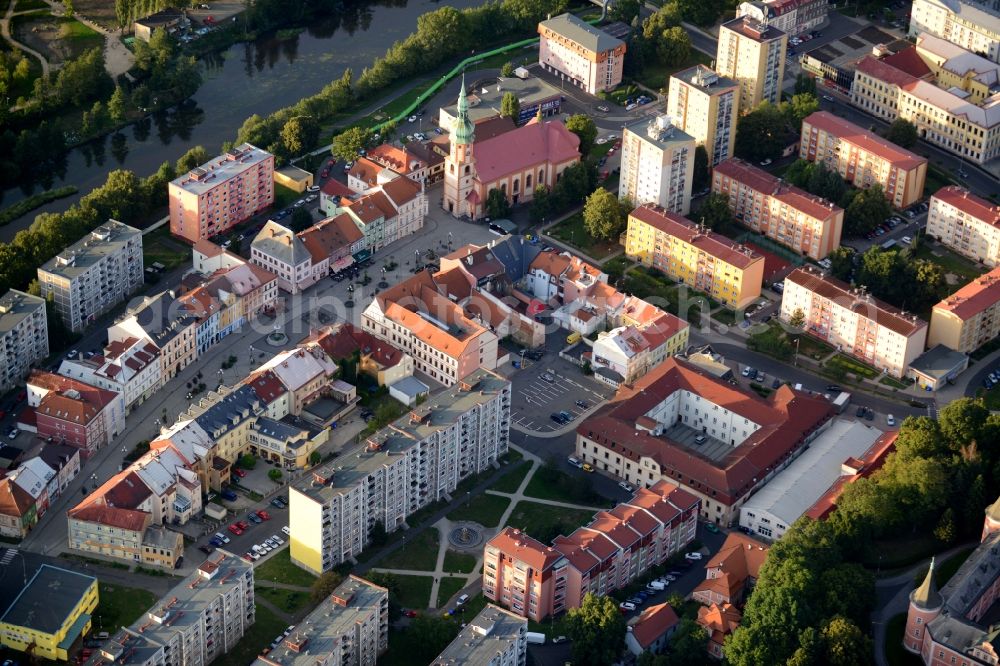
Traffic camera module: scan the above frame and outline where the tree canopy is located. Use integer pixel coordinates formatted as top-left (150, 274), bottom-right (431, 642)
top-left (331, 126), bottom-right (371, 163)
top-left (500, 91), bottom-right (520, 121)
top-left (565, 114), bottom-right (598, 156)
top-left (565, 594), bottom-right (626, 666)
top-left (884, 118), bottom-right (918, 149)
top-left (845, 184), bottom-right (892, 236)
top-left (583, 187), bottom-right (624, 240)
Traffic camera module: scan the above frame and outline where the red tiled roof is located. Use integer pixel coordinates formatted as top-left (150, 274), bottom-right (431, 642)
top-left (348, 158), bottom-right (383, 187)
top-left (0, 477), bottom-right (35, 517)
top-left (630, 603), bottom-right (679, 649)
top-left (298, 214), bottom-right (363, 263)
top-left (474, 120), bottom-right (580, 184)
top-left (309, 323), bottom-right (406, 368)
top-left (193, 238), bottom-right (224, 258)
top-left (367, 144), bottom-right (419, 175)
top-left (786, 267), bottom-right (927, 336)
top-left (854, 54), bottom-right (920, 87)
top-left (802, 111), bottom-right (928, 170)
top-left (577, 358), bottom-right (834, 504)
top-left (934, 265), bottom-right (1000, 321)
top-left (933, 185), bottom-right (1000, 230)
top-left (697, 602), bottom-right (742, 647)
top-left (380, 175), bottom-right (422, 207)
top-left (348, 191), bottom-right (397, 224)
top-left (320, 178), bottom-right (354, 200)
top-left (487, 527), bottom-right (565, 571)
top-left (69, 504), bottom-right (149, 532)
top-left (882, 47), bottom-right (933, 79)
top-left (103, 472), bottom-right (153, 509)
top-left (629, 204), bottom-right (764, 269)
top-left (245, 370), bottom-right (287, 403)
top-left (29, 370), bottom-right (119, 414)
top-left (713, 159), bottom-right (843, 221)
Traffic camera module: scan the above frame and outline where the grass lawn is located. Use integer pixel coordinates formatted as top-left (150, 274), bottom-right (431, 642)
top-left (523, 464), bottom-right (604, 505)
top-left (602, 254), bottom-right (633, 280)
top-left (923, 164), bottom-right (956, 198)
top-left (392, 574), bottom-right (434, 609)
top-left (255, 586), bottom-right (312, 616)
top-left (379, 528), bottom-right (440, 571)
top-left (254, 548), bottom-right (318, 588)
top-left (215, 602), bottom-right (286, 666)
top-left (491, 461), bottom-right (532, 494)
top-left (447, 493), bottom-right (510, 527)
top-left (546, 212), bottom-right (620, 260)
top-left (711, 308), bottom-right (737, 326)
top-left (880, 376), bottom-right (911, 390)
top-left (634, 51), bottom-right (712, 92)
top-left (142, 226), bottom-right (190, 270)
top-left (914, 243), bottom-right (985, 285)
top-left (273, 183), bottom-right (300, 208)
top-left (885, 613), bottom-right (924, 666)
top-left (826, 353), bottom-right (881, 380)
top-left (436, 576), bottom-right (468, 607)
top-left (93, 583), bottom-right (156, 631)
top-left (442, 550), bottom-right (478, 575)
top-left (794, 334), bottom-right (835, 360)
top-left (747, 322), bottom-right (794, 361)
top-left (506, 501), bottom-right (597, 544)
top-left (977, 387), bottom-right (1000, 411)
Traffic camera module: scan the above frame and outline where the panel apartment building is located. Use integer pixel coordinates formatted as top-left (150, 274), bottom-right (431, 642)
top-left (0, 289), bottom-right (48, 392)
top-left (736, 0), bottom-right (829, 36)
top-left (619, 115), bottom-right (696, 215)
top-left (624, 204), bottom-right (765, 309)
top-left (431, 605), bottom-right (527, 666)
top-left (483, 481), bottom-right (700, 622)
top-left (780, 267), bottom-right (929, 377)
top-left (169, 144), bottom-right (275, 244)
top-left (91, 551), bottom-right (255, 666)
top-left (925, 186), bottom-right (1000, 267)
top-left (716, 16), bottom-right (787, 111)
top-left (537, 13), bottom-right (626, 94)
top-left (800, 111), bottom-right (927, 208)
top-left (667, 65), bottom-right (740, 166)
top-left (37, 221), bottom-right (143, 332)
top-left (253, 576), bottom-right (388, 666)
top-left (712, 158), bottom-right (844, 261)
top-left (909, 0), bottom-right (1000, 63)
top-left (929, 266), bottom-right (1000, 353)
top-left (289, 369), bottom-right (510, 574)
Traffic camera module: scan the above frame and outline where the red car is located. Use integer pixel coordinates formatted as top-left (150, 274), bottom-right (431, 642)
top-left (320, 170), bottom-right (329, 178)
top-left (236, 520), bottom-right (250, 530)
top-left (403, 610), bottom-right (418, 618)
top-left (257, 509), bottom-right (271, 521)
top-left (228, 524), bottom-right (243, 536)
top-left (613, 140), bottom-right (622, 150)
top-left (242, 552), bottom-right (253, 562)
top-left (233, 468), bottom-right (247, 478)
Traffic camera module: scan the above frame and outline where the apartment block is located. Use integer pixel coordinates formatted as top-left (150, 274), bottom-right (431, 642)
top-left (253, 576), bottom-right (388, 666)
top-left (575, 357), bottom-right (834, 526)
top-left (169, 144), bottom-right (275, 244)
top-left (537, 13), bottom-right (626, 94)
top-left (37, 221), bottom-right (143, 332)
top-left (0, 289), bottom-right (48, 392)
top-left (799, 111), bottom-right (927, 209)
top-left (93, 552), bottom-right (255, 666)
top-left (26, 370), bottom-right (126, 458)
top-left (108, 291), bottom-right (199, 383)
top-left (0, 565), bottom-right (98, 661)
top-left (716, 16), bottom-right (787, 111)
top-left (667, 66), bottom-right (740, 166)
top-left (736, 0), bottom-right (828, 36)
top-left (929, 266), bottom-right (1000, 353)
top-left (925, 185), bottom-right (1000, 266)
top-left (59, 336), bottom-right (161, 413)
top-left (591, 302), bottom-right (689, 387)
top-left (290, 369), bottom-right (510, 574)
top-left (909, 0), bottom-right (1000, 62)
top-left (712, 158), bottom-right (844, 260)
top-left (780, 267), bottom-right (929, 377)
top-left (625, 204), bottom-right (765, 309)
top-left (619, 115), bottom-right (696, 215)
top-left (431, 605), bottom-right (527, 666)
top-left (483, 481), bottom-right (700, 622)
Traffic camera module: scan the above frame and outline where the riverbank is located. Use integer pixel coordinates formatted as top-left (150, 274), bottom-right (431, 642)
top-left (0, 186), bottom-right (77, 226)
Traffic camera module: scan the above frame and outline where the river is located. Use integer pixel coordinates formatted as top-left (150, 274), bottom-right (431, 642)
top-left (0, 0), bottom-right (484, 241)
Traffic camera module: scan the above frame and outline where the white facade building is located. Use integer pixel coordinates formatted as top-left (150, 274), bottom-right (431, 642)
top-left (619, 115), bottom-right (696, 215)
top-left (909, 0), bottom-right (1000, 62)
top-left (59, 337), bottom-right (162, 412)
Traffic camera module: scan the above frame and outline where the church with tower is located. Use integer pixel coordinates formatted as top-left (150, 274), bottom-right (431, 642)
top-left (442, 76), bottom-right (582, 220)
top-left (904, 499), bottom-right (1000, 665)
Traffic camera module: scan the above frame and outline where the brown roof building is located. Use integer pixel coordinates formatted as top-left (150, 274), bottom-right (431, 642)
top-left (698, 602), bottom-right (743, 659)
top-left (692, 532), bottom-right (770, 606)
top-left (0, 477), bottom-right (37, 538)
top-left (27, 370), bottom-right (125, 458)
top-left (930, 266), bottom-right (1000, 353)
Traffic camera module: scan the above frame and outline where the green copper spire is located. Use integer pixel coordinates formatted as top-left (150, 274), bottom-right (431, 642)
top-left (452, 74), bottom-right (475, 146)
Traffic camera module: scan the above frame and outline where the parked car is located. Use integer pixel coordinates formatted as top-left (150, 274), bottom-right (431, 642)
top-left (551, 413), bottom-right (567, 424)
top-left (257, 510), bottom-right (271, 521)
top-left (247, 513), bottom-right (262, 524)
top-left (575, 399), bottom-right (588, 408)
top-left (567, 456), bottom-right (582, 468)
top-left (705, 523), bottom-right (720, 533)
top-left (199, 545), bottom-right (215, 554)
top-left (541, 372), bottom-right (555, 382)
top-left (282, 525), bottom-right (291, 535)
top-left (236, 520), bottom-right (249, 530)
top-left (272, 534), bottom-right (284, 545)
top-left (618, 481), bottom-right (634, 492)
top-left (228, 524), bottom-right (243, 536)
top-left (759, 158), bottom-right (772, 166)
top-left (271, 498), bottom-right (286, 508)
top-left (619, 602), bottom-right (636, 612)
top-left (581, 463), bottom-right (594, 473)
top-left (887, 414), bottom-right (896, 426)
top-left (221, 489), bottom-right (238, 501)
top-left (233, 468), bottom-right (247, 478)
top-left (685, 552), bottom-right (703, 561)
top-left (456, 594), bottom-right (469, 605)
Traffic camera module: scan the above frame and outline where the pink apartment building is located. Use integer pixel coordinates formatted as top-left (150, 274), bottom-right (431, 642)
top-left (169, 144), bottom-right (275, 244)
top-left (483, 481), bottom-right (700, 622)
top-left (538, 13), bottom-right (626, 94)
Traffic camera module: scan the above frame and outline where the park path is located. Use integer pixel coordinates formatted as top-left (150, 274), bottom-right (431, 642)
top-left (42, 0), bottom-right (134, 77)
top-left (1, 0), bottom-right (52, 77)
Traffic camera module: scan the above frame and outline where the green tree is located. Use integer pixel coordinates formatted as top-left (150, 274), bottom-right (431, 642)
top-left (268, 468), bottom-right (283, 482)
top-left (934, 507), bottom-right (957, 543)
top-left (565, 114), bottom-right (597, 156)
top-left (794, 73), bottom-right (817, 95)
top-left (610, 0), bottom-right (641, 23)
top-left (675, 0), bottom-right (722, 26)
top-left (310, 571), bottom-right (344, 603)
top-left (696, 192), bottom-right (732, 231)
top-left (845, 184), bottom-right (891, 236)
top-left (485, 187), bottom-right (510, 219)
top-left (530, 185), bottom-right (551, 223)
top-left (884, 118), bottom-right (919, 149)
top-left (785, 93), bottom-right (819, 125)
top-left (500, 61), bottom-right (515, 78)
top-left (654, 26), bottom-right (691, 67)
top-left (692, 145), bottom-right (709, 192)
top-left (937, 397), bottom-right (988, 453)
top-left (64, 0), bottom-right (74, 17)
top-left (290, 206), bottom-right (313, 232)
top-left (828, 247), bottom-right (854, 281)
top-left (280, 115), bottom-right (319, 157)
top-left (108, 85), bottom-right (127, 124)
top-left (788, 307), bottom-right (805, 329)
top-left (735, 102), bottom-right (787, 162)
top-left (115, 0), bottom-right (133, 31)
top-left (239, 454), bottom-right (257, 469)
top-left (500, 91), bottom-right (520, 121)
top-left (565, 594), bottom-right (626, 666)
top-left (583, 187), bottom-right (623, 240)
top-left (821, 616), bottom-right (873, 666)
top-left (309, 451), bottom-right (322, 466)
top-left (175, 145), bottom-right (209, 174)
top-left (331, 126), bottom-right (371, 163)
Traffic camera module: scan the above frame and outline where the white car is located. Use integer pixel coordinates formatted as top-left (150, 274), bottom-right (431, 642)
top-left (619, 602), bottom-right (636, 612)
top-left (887, 414), bottom-right (896, 427)
top-left (618, 481), bottom-right (634, 492)
top-left (759, 158), bottom-right (773, 166)
top-left (822, 95), bottom-right (834, 101)
top-left (408, 115), bottom-right (417, 123)
top-left (281, 526), bottom-right (291, 535)
top-left (307, 185), bottom-right (320, 192)
top-left (684, 552), bottom-right (703, 561)
top-left (272, 535), bottom-right (284, 545)
top-left (902, 236), bottom-right (912, 244)
top-left (567, 456), bottom-right (582, 468)
top-left (250, 551), bottom-right (261, 561)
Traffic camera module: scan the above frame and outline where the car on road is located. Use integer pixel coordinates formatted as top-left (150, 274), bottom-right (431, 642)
top-left (541, 372), bottom-right (555, 382)
top-left (685, 552), bottom-right (703, 561)
top-left (214, 532), bottom-right (230, 543)
top-left (567, 456), bottom-right (582, 468)
top-left (902, 236), bottom-right (912, 244)
top-left (257, 510), bottom-right (271, 521)
top-left (582, 463), bottom-right (594, 473)
top-left (233, 468), bottom-right (247, 478)
top-left (228, 524), bottom-right (243, 536)
top-left (626, 596), bottom-right (644, 605)
top-left (705, 523), bottom-right (720, 533)
top-left (553, 636), bottom-right (568, 644)
top-left (619, 602), bottom-right (636, 612)
top-left (407, 115), bottom-right (417, 123)
top-left (822, 95), bottom-right (834, 101)
top-left (618, 481), bottom-right (634, 492)
top-left (403, 610), bottom-right (418, 618)
top-left (826, 385), bottom-right (842, 392)
top-left (887, 414), bottom-right (896, 426)
top-left (320, 170), bottom-right (329, 178)
top-left (759, 158), bottom-right (772, 166)
top-left (307, 185), bottom-right (320, 192)
top-left (281, 525), bottom-right (291, 535)
top-left (247, 513), bottom-right (262, 524)
top-left (198, 545), bottom-right (215, 554)
top-left (456, 594), bottom-right (469, 606)
top-left (236, 520), bottom-right (250, 530)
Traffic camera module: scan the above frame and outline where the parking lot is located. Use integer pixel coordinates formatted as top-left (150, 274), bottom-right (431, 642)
top-left (508, 341), bottom-right (614, 433)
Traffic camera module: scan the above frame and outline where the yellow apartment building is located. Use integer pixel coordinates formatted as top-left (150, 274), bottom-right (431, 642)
top-left (625, 204), bottom-right (765, 309)
top-left (716, 16), bottom-right (787, 111)
top-left (667, 65), bottom-right (740, 166)
top-left (929, 266), bottom-right (1000, 353)
top-left (0, 565), bottom-right (98, 661)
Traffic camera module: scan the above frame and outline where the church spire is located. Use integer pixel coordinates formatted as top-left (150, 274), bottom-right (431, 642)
top-left (911, 557), bottom-right (943, 610)
top-left (451, 73), bottom-right (475, 146)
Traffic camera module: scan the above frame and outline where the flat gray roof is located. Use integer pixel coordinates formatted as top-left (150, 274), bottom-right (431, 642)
top-left (908, 344), bottom-right (969, 380)
top-left (430, 604), bottom-right (526, 666)
top-left (625, 115), bottom-right (696, 152)
top-left (170, 143), bottom-right (272, 196)
top-left (0, 289), bottom-right (45, 336)
top-left (442, 75), bottom-right (562, 123)
top-left (389, 375), bottom-right (430, 398)
top-left (539, 13), bottom-right (624, 53)
top-left (671, 64), bottom-right (739, 94)
top-left (38, 220), bottom-right (141, 281)
top-left (0, 564), bottom-right (96, 634)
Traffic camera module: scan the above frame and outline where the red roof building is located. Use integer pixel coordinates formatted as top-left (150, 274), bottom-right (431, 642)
top-left (27, 370), bottom-right (125, 458)
top-left (0, 477), bottom-right (38, 538)
top-left (305, 323), bottom-right (412, 387)
top-left (692, 532), bottom-right (770, 606)
top-left (575, 357), bottom-right (834, 526)
top-left (697, 602), bottom-right (743, 659)
top-left (805, 431), bottom-right (897, 520)
top-left (626, 603), bottom-right (680, 656)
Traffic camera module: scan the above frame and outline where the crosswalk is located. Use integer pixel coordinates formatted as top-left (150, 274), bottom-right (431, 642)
top-left (0, 548), bottom-right (17, 566)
